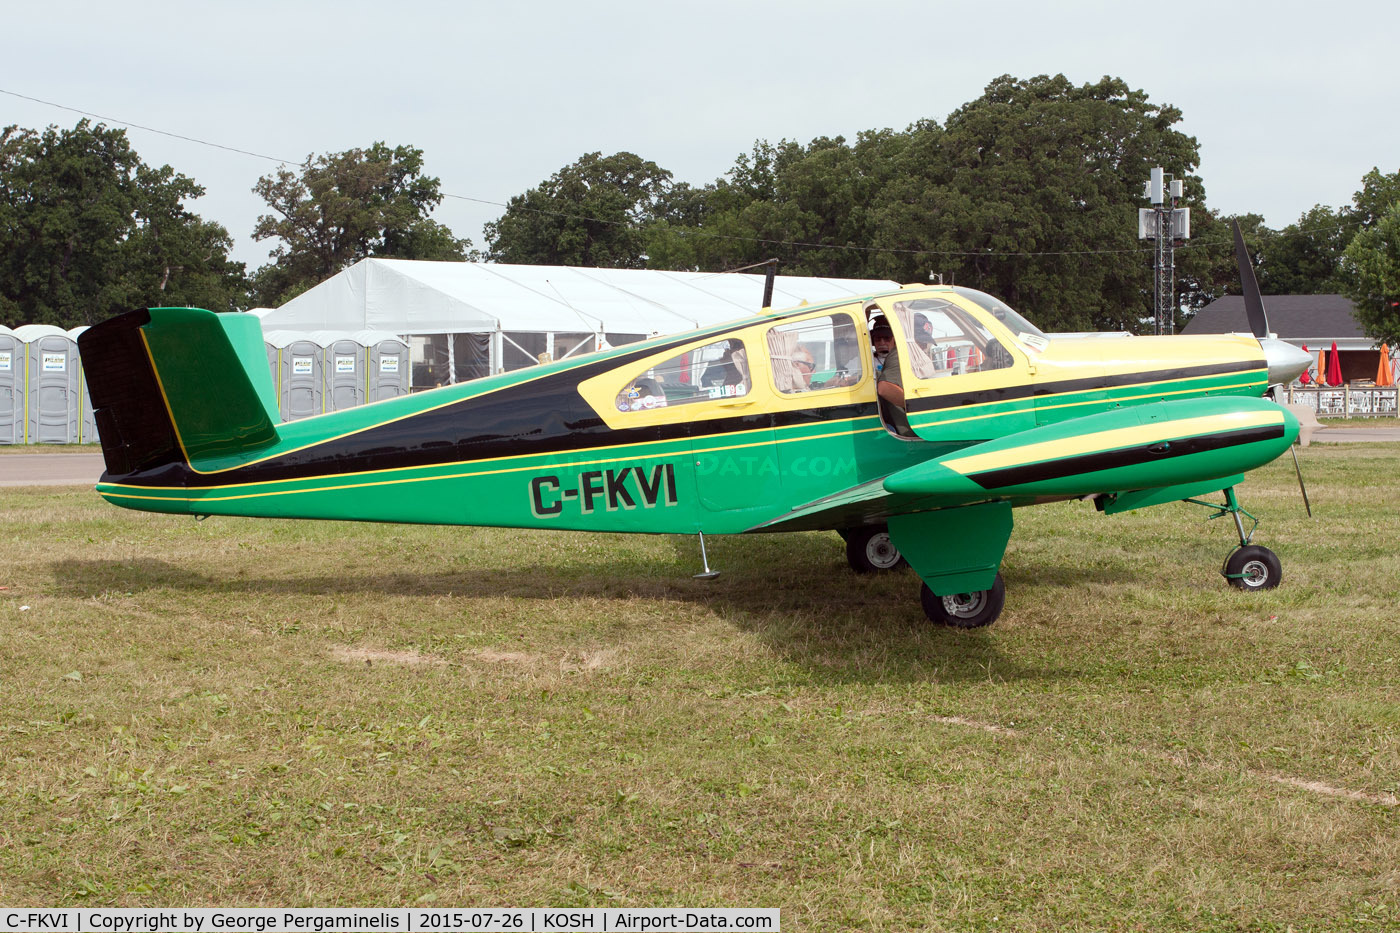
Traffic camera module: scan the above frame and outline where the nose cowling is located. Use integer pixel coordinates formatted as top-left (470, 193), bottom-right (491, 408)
top-left (1259, 338), bottom-right (1313, 386)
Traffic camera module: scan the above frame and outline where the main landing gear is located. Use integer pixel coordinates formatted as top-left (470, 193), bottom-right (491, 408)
top-left (1185, 486), bottom-right (1283, 591)
top-left (920, 573), bottom-right (1005, 628)
top-left (842, 524), bottom-right (908, 574)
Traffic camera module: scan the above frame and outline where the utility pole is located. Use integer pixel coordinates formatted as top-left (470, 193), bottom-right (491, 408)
top-left (1139, 168), bottom-right (1191, 335)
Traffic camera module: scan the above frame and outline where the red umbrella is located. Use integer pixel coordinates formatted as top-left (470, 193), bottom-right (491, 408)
top-left (1326, 341), bottom-right (1343, 386)
top-left (1299, 343), bottom-right (1312, 385)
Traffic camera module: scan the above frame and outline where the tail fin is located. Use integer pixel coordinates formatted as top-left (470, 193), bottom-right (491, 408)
top-left (78, 308), bottom-right (280, 477)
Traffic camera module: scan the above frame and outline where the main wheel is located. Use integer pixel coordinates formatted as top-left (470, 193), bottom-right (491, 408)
top-left (845, 525), bottom-right (906, 573)
top-left (1223, 545), bottom-right (1282, 591)
top-left (920, 574), bottom-right (1005, 629)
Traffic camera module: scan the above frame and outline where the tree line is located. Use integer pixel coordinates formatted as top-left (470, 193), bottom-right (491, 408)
top-left (3, 74), bottom-right (1398, 342)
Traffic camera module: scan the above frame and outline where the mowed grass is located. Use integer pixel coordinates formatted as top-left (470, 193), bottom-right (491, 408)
top-left (1, 444), bottom-right (1397, 930)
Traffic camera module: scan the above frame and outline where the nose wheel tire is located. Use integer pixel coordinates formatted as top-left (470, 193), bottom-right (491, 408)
top-left (1223, 545), bottom-right (1282, 591)
top-left (920, 573), bottom-right (1005, 628)
top-left (845, 525), bottom-right (907, 574)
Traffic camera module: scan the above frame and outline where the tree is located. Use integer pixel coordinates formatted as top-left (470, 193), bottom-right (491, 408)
top-left (0, 120), bottom-right (246, 328)
top-left (1254, 205), bottom-right (1349, 294)
top-left (866, 75), bottom-right (1206, 332)
top-left (484, 152), bottom-right (673, 267)
top-left (1348, 168), bottom-right (1400, 228)
top-left (1340, 201), bottom-right (1400, 345)
top-left (251, 143), bottom-right (471, 306)
top-left (646, 132), bottom-right (913, 279)
top-left (635, 75), bottom-right (1209, 331)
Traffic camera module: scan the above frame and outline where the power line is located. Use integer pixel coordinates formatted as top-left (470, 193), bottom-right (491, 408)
top-left (1, 88), bottom-right (307, 167)
top-left (2, 86), bottom-right (1377, 263)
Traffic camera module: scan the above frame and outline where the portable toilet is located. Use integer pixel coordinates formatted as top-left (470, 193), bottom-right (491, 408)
top-left (0, 326), bottom-right (23, 444)
top-left (15, 324), bottom-right (80, 444)
top-left (315, 331), bottom-right (365, 412)
top-left (67, 326), bottom-right (95, 444)
top-left (353, 330), bottom-right (411, 402)
top-left (264, 330), bottom-right (325, 421)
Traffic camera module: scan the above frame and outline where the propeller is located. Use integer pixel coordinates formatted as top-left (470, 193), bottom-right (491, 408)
top-left (1288, 446), bottom-right (1313, 518)
top-left (1235, 220), bottom-right (1313, 517)
top-left (1231, 220), bottom-right (1270, 339)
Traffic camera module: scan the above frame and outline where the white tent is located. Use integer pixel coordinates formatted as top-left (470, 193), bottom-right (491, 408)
top-left (254, 259), bottom-right (897, 388)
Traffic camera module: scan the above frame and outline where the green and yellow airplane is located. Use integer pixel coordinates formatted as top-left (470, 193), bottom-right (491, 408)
top-left (77, 230), bottom-right (1311, 628)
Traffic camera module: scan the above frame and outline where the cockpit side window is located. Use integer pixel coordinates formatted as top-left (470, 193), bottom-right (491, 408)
top-left (889, 298), bottom-right (1015, 378)
top-left (766, 313), bottom-right (865, 394)
top-left (951, 286), bottom-right (1048, 344)
top-left (614, 338), bottom-right (750, 412)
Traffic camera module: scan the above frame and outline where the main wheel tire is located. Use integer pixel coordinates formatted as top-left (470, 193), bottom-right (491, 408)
top-left (1223, 545), bottom-right (1282, 591)
top-left (845, 525), bottom-right (906, 573)
top-left (920, 573), bottom-right (1005, 629)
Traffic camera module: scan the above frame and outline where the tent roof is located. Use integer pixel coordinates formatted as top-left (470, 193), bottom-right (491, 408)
top-left (257, 259), bottom-right (900, 336)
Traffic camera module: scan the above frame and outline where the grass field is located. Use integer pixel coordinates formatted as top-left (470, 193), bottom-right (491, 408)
top-left (1, 444), bottom-right (1397, 930)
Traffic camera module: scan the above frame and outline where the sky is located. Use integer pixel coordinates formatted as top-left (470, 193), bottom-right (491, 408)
top-left (4, 0), bottom-right (1397, 269)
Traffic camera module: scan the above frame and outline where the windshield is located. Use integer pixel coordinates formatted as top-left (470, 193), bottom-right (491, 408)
top-left (952, 287), bottom-right (1048, 343)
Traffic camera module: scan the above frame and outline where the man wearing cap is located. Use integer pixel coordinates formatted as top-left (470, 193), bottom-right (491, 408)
top-left (871, 317), bottom-right (914, 436)
top-left (870, 320), bottom-right (900, 402)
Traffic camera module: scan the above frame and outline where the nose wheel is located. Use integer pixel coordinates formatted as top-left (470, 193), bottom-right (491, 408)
top-left (1185, 487), bottom-right (1285, 591)
top-left (1223, 544), bottom-right (1282, 590)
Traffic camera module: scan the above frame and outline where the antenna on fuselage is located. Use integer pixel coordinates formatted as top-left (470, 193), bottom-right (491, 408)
top-left (694, 532), bottom-right (721, 580)
top-left (761, 258), bottom-right (779, 310)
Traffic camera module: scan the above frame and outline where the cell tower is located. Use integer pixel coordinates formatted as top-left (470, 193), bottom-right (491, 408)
top-left (1138, 168), bottom-right (1191, 335)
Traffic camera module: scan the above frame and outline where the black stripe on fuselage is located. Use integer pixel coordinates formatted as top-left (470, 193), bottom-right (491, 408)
top-left (905, 360), bottom-right (1264, 414)
top-left (966, 424), bottom-right (1286, 490)
top-left (125, 313), bottom-right (882, 488)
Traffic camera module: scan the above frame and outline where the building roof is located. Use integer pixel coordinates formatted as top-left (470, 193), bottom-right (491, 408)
top-left (1182, 294), bottom-right (1366, 342)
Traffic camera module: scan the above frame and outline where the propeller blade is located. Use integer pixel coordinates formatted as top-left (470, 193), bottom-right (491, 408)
top-left (1232, 220), bottom-right (1270, 339)
top-left (1289, 445), bottom-right (1313, 518)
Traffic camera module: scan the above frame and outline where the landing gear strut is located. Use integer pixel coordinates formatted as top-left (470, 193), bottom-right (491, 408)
top-left (1185, 487), bottom-right (1283, 591)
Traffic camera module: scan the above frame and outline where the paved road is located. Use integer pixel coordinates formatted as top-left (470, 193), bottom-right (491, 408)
top-left (0, 453), bottom-right (106, 487)
top-left (1314, 427), bottom-right (1400, 443)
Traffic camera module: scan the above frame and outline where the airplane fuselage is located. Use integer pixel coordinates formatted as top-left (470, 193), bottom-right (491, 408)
top-left (89, 285), bottom-right (1276, 537)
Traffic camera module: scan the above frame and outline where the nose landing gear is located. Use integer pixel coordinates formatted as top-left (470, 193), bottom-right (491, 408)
top-left (1185, 486), bottom-right (1283, 591)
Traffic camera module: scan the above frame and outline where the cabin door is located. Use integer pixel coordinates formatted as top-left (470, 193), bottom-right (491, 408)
top-left (869, 294), bottom-right (1036, 444)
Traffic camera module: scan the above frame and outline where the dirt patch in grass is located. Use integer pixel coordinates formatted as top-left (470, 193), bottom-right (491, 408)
top-left (330, 645), bottom-right (445, 666)
top-left (475, 648), bottom-right (542, 666)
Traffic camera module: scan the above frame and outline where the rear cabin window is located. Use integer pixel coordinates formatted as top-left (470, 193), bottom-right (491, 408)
top-left (766, 313), bottom-right (865, 395)
top-left (615, 338), bottom-right (750, 412)
top-left (888, 298), bottom-right (1015, 378)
